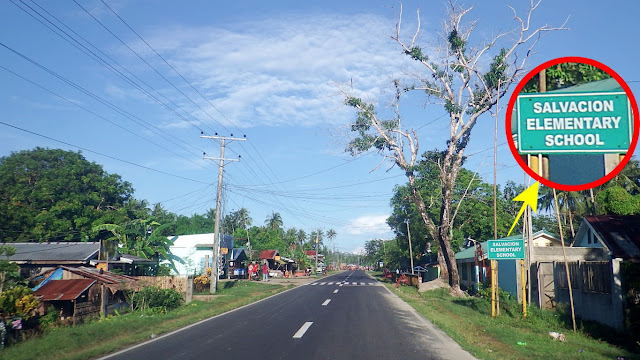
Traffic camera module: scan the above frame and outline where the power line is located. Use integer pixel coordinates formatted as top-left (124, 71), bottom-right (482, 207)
top-left (0, 121), bottom-right (210, 184)
top-left (11, 0), bottom-right (218, 155)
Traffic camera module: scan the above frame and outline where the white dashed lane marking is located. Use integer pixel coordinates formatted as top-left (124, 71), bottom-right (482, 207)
top-left (293, 322), bottom-right (313, 338)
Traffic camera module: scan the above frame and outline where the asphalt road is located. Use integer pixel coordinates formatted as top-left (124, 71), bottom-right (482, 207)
top-left (100, 270), bottom-right (475, 360)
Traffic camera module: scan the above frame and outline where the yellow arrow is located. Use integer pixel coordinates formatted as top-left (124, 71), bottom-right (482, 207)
top-left (507, 181), bottom-right (540, 236)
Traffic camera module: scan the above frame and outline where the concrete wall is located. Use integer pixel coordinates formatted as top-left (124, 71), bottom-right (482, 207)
top-left (532, 246), bottom-right (607, 262)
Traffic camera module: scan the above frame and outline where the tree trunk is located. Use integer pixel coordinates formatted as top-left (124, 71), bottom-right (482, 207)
top-left (439, 168), bottom-right (463, 296)
top-left (436, 247), bottom-right (448, 281)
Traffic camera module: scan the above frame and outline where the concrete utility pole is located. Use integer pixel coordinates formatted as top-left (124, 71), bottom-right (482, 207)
top-left (202, 134), bottom-right (245, 294)
top-left (405, 219), bottom-right (414, 274)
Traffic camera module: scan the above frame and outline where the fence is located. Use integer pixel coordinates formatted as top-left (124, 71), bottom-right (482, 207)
top-left (554, 261), bottom-right (610, 294)
top-left (136, 276), bottom-right (189, 295)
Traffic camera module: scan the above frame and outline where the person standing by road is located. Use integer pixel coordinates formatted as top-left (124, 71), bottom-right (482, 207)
top-left (262, 262), bottom-right (269, 282)
top-left (247, 262), bottom-right (254, 281)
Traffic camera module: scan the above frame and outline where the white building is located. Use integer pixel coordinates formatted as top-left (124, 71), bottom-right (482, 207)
top-left (165, 233), bottom-right (234, 276)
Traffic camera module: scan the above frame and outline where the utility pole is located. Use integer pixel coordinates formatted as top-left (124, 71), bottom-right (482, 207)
top-left (202, 134), bottom-right (245, 294)
top-left (315, 231), bottom-right (319, 275)
top-left (405, 218), bottom-right (414, 274)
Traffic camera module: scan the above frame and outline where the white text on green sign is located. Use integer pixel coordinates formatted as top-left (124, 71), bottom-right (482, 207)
top-left (517, 92), bottom-right (632, 154)
top-left (487, 239), bottom-right (525, 260)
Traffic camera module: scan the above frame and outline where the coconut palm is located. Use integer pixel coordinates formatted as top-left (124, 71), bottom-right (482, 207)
top-left (296, 229), bottom-right (307, 246)
top-left (327, 229), bottom-right (337, 242)
top-left (538, 186), bottom-right (589, 237)
top-left (265, 211), bottom-right (283, 230)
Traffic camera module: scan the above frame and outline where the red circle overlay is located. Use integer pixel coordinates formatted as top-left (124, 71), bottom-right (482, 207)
top-left (506, 57), bottom-right (640, 191)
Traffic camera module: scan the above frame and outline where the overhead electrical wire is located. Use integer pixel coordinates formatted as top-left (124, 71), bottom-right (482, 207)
top-left (0, 121), bottom-right (210, 184)
top-left (92, 0), bottom-right (324, 227)
top-left (10, 0), bottom-right (215, 158)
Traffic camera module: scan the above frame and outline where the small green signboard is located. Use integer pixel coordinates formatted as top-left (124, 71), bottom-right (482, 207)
top-left (517, 92), bottom-right (632, 154)
top-left (487, 239), bottom-right (525, 260)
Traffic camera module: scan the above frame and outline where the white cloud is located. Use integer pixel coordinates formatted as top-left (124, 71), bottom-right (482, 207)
top-left (344, 214), bottom-right (392, 236)
top-left (139, 13), bottom-right (420, 130)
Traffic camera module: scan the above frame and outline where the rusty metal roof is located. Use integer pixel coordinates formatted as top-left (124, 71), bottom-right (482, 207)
top-left (34, 279), bottom-right (95, 301)
top-left (60, 266), bottom-right (138, 284)
top-left (259, 250), bottom-right (279, 259)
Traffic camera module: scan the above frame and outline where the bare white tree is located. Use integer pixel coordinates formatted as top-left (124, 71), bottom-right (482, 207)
top-left (343, 0), bottom-right (567, 295)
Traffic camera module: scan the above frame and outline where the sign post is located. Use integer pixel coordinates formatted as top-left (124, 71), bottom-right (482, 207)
top-left (488, 239), bottom-right (526, 317)
top-left (487, 239), bottom-right (525, 260)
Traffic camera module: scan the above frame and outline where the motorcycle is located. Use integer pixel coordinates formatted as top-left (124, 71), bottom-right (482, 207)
top-left (305, 267), bottom-right (312, 276)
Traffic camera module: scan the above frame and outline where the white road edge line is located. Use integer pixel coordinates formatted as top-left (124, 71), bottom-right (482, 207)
top-left (322, 299), bottom-right (331, 306)
top-left (293, 322), bottom-right (314, 338)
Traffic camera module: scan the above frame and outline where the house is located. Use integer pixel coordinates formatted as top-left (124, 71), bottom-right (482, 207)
top-left (259, 250), bottom-right (279, 274)
top-left (0, 242), bottom-right (99, 277)
top-left (166, 233), bottom-right (234, 276)
top-left (0, 242), bottom-right (159, 277)
top-left (31, 266), bottom-right (140, 324)
top-left (305, 250), bottom-right (325, 265)
top-left (89, 253), bottom-right (158, 276)
top-left (455, 231), bottom-right (567, 300)
top-left (551, 215), bottom-right (640, 331)
top-left (225, 248), bottom-right (248, 279)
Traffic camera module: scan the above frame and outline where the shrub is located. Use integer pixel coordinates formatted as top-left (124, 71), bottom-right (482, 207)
top-left (131, 286), bottom-right (183, 312)
top-left (38, 306), bottom-right (59, 331)
top-left (0, 286), bottom-right (39, 320)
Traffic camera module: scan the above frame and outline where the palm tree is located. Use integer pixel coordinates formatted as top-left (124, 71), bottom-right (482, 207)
top-left (327, 229), bottom-right (337, 242)
top-left (604, 158), bottom-right (640, 194)
top-left (296, 229), bottom-right (307, 246)
top-left (538, 186), bottom-right (589, 237)
top-left (93, 218), bottom-right (180, 272)
top-left (265, 211), bottom-right (283, 230)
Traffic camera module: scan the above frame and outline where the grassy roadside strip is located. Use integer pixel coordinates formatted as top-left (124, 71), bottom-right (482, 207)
top-left (0, 281), bottom-right (294, 360)
top-left (380, 276), bottom-right (637, 360)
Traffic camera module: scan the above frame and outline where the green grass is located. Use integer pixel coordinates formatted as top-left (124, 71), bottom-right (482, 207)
top-left (0, 281), bottom-right (292, 360)
top-left (380, 274), bottom-right (638, 360)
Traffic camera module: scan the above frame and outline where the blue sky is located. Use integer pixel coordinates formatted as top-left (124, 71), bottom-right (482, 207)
top-left (1, 0), bottom-right (638, 253)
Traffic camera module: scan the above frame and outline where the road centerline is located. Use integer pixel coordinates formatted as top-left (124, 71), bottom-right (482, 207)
top-left (292, 322), bottom-right (313, 338)
top-left (333, 289), bottom-right (339, 294)
top-left (322, 299), bottom-right (331, 306)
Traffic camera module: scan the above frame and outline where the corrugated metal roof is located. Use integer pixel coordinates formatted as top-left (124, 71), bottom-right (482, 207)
top-left (259, 250), bottom-right (278, 259)
top-left (0, 242), bottom-right (99, 262)
top-left (34, 279), bottom-right (95, 301)
top-left (61, 266), bottom-right (138, 284)
top-left (584, 215), bottom-right (640, 260)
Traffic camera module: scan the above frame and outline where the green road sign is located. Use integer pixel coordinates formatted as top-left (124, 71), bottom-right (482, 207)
top-left (487, 239), bottom-right (525, 260)
top-left (516, 92), bottom-right (632, 154)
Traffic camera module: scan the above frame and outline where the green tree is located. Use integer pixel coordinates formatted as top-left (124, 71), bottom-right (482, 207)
top-left (326, 229), bottom-right (337, 242)
top-left (222, 208), bottom-right (252, 234)
top-left (597, 186), bottom-right (640, 215)
top-left (0, 286), bottom-right (39, 320)
top-left (522, 63), bottom-right (611, 93)
top-left (0, 245), bottom-right (19, 293)
top-left (264, 212), bottom-right (283, 231)
top-left (296, 229), bottom-right (307, 247)
top-left (387, 153), bottom-right (518, 270)
top-left (0, 148), bottom-right (135, 242)
top-left (342, 3), bottom-right (565, 294)
top-left (93, 218), bottom-right (178, 272)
